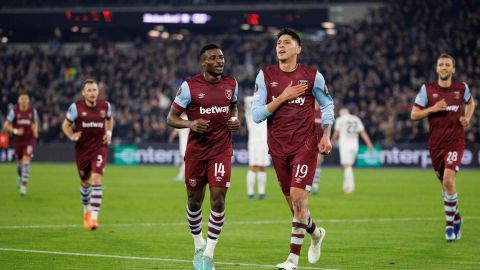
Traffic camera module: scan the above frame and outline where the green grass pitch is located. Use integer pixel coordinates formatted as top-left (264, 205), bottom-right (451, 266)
top-left (0, 163), bottom-right (479, 269)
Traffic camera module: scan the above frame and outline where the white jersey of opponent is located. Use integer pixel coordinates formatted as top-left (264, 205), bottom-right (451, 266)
top-left (244, 96), bottom-right (270, 166)
top-left (178, 112), bottom-right (189, 157)
top-left (335, 113), bottom-right (365, 165)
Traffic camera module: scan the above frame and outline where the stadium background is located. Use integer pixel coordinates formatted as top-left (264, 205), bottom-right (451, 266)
top-left (0, 0), bottom-right (479, 167)
top-left (1, 1), bottom-right (480, 270)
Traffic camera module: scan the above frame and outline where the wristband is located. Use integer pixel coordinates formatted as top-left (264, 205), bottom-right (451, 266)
top-left (106, 131), bottom-right (112, 137)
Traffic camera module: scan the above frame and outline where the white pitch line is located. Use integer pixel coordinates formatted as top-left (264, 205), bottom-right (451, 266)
top-left (0, 216), bottom-right (479, 230)
top-left (0, 248), bottom-right (336, 270)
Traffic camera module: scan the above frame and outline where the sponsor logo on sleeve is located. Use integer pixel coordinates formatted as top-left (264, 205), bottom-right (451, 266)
top-left (254, 83), bottom-right (259, 92)
top-left (176, 87), bottom-right (182, 96)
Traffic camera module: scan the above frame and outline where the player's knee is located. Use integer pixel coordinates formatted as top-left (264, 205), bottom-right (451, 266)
top-left (187, 199), bottom-right (202, 211)
top-left (210, 196), bottom-right (225, 212)
top-left (91, 173), bottom-right (102, 185)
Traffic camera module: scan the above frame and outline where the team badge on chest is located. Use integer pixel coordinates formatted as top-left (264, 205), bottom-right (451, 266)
top-left (225, 89), bottom-right (232, 100)
top-left (453, 91), bottom-right (460, 100)
top-left (99, 110), bottom-right (106, 118)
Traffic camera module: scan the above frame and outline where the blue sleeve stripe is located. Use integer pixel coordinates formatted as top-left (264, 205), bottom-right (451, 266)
top-left (252, 70), bottom-right (271, 123)
top-left (6, 109), bottom-right (15, 122)
top-left (313, 71), bottom-right (335, 126)
top-left (414, 84), bottom-right (428, 107)
top-left (173, 81), bottom-right (191, 109)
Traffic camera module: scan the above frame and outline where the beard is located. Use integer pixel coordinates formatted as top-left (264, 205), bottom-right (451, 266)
top-left (439, 74), bottom-right (451, 81)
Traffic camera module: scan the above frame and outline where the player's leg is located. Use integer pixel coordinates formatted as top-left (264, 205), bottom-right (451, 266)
top-left (257, 166), bottom-right (267, 199)
top-left (175, 159), bottom-right (185, 182)
top-left (442, 148), bottom-right (464, 241)
top-left (85, 148), bottom-right (108, 230)
top-left (76, 152), bottom-right (93, 229)
top-left (15, 159), bottom-right (22, 189)
top-left (341, 147), bottom-right (355, 194)
top-left (19, 144), bottom-right (34, 195)
top-left (202, 156), bottom-right (231, 270)
top-left (185, 158), bottom-right (208, 270)
top-left (312, 153), bottom-right (323, 195)
top-left (247, 165), bottom-right (257, 199)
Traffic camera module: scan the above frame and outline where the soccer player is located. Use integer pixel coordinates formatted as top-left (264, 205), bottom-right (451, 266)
top-left (411, 53), bottom-right (475, 241)
top-left (168, 112), bottom-right (189, 182)
top-left (252, 28), bottom-right (334, 270)
top-left (331, 107), bottom-right (374, 194)
top-left (3, 93), bottom-right (39, 196)
top-left (62, 79), bottom-right (114, 231)
top-left (166, 44), bottom-right (239, 270)
top-left (244, 95), bottom-right (270, 200)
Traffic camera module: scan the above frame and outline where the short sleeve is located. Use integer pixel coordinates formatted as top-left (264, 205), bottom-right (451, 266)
top-left (172, 81), bottom-right (192, 111)
top-left (6, 109), bottom-right (15, 122)
top-left (414, 84), bottom-right (428, 108)
top-left (66, 103), bottom-right (77, 122)
top-left (33, 109), bottom-right (39, 121)
top-left (463, 83), bottom-right (472, 103)
top-left (232, 79), bottom-right (239, 103)
top-left (106, 101), bottom-right (113, 118)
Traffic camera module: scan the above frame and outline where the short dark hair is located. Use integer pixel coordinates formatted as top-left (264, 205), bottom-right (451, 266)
top-left (82, 79), bottom-right (97, 90)
top-left (437, 53), bottom-right (455, 67)
top-left (277, 28), bottom-right (301, 46)
top-left (18, 91), bottom-right (29, 97)
top-left (199, 44), bottom-right (220, 59)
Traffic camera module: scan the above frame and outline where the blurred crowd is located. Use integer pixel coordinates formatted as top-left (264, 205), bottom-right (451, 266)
top-left (1, 0), bottom-right (479, 146)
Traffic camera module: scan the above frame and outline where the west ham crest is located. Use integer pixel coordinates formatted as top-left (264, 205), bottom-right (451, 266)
top-left (100, 110), bottom-right (106, 118)
top-left (225, 89), bottom-right (233, 100)
top-left (453, 91), bottom-right (460, 99)
top-left (176, 87), bottom-right (182, 96)
top-left (189, 178), bottom-right (197, 187)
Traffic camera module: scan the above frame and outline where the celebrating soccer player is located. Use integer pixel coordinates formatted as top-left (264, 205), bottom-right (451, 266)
top-left (167, 44), bottom-right (240, 270)
top-left (62, 79), bottom-right (114, 231)
top-left (3, 92), bottom-right (39, 196)
top-left (411, 53), bottom-right (475, 241)
top-left (252, 28), bottom-right (334, 270)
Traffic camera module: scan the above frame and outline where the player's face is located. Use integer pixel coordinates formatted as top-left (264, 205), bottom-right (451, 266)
top-left (202, 49), bottom-right (225, 76)
top-left (18, 94), bottom-right (29, 108)
top-left (82, 83), bottom-right (99, 104)
top-left (276, 35), bottom-right (301, 61)
top-left (436, 58), bottom-right (455, 81)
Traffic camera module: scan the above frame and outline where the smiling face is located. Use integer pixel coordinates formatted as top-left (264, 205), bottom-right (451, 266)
top-left (436, 57), bottom-right (455, 81)
top-left (201, 48), bottom-right (225, 77)
top-left (276, 34), bottom-right (301, 62)
top-left (18, 94), bottom-right (30, 110)
top-left (82, 82), bottom-right (99, 105)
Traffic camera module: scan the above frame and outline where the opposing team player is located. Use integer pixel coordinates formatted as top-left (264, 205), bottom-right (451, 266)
top-left (252, 28), bottom-right (334, 270)
top-left (167, 44), bottom-right (240, 270)
top-left (62, 79), bottom-right (114, 230)
top-left (244, 95), bottom-right (270, 200)
top-left (331, 107), bottom-right (374, 194)
top-left (168, 112), bottom-right (189, 182)
top-left (411, 53), bottom-right (475, 241)
top-left (3, 93), bottom-right (39, 196)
